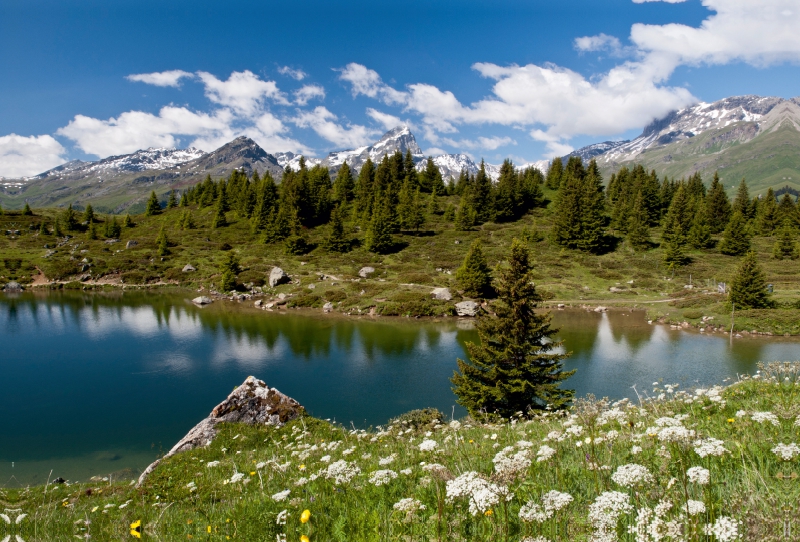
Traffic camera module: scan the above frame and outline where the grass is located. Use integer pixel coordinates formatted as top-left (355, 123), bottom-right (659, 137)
top-left (2, 192), bottom-right (800, 333)
top-left (2, 362), bottom-right (798, 540)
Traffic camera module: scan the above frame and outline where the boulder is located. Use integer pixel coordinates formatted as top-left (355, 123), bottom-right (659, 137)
top-left (254, 299), bottom-right (263, 307)
top-left (307, 283), bottom-right (316, 290)
top-left (183, 264), bottom-right (196, 273)
top-left (192, 296), bottom-right (213, 305)
top-left (455, 300), bottom-right (480, 317)
top-left (125, 240), bottom-right (137, 249)
top-left (358, 266), bottom-right (375, 278)
top-left (609, 287), bottom-right (625, 293)
top-left (431, 287), bottom-right (452, 301)
top-left (137, 376), bottom-right (303, 486)
top-left (323, 302), bottom-right (334, 313)
top-left (269, 267), bottom-right (290, 288)
top-left (3, 281), bottom-right (22, 292)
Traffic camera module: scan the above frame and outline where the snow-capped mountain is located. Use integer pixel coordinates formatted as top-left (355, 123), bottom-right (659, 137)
top-left (28, 148), bottom-right (206, 181)
top-left (321, 126), bottom-right (423, 172)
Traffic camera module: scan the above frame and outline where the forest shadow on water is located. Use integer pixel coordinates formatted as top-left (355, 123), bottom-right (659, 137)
top-left (2, 290), bottom-right (799, 485)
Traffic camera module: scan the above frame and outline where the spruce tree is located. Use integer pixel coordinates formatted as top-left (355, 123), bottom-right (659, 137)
top-left (264, 204), bottom-right (291, 243)
top-left (180, 191), bottom-right (189, 207)
top-left (662, 237), bottom-right (689, 269)
top-left (39, 221), bottom-right (49, 235)
top-left (719, 210), bottom-right (751, 256)
top-left (451, 239), bottom-right (574, 418)
top-left (123, 214), bottom-right (133, 228)
top-left (545, 157), bottom-right (564, 190)
top-left (494, 159), bottom-right (520, 222)
top-left (211, 198), bottom-right (227, 228)
top-left (443, 204), bottom-right (455, 222)
top-left (333, 162), bottom-right (355, 203)
top-left (688, 203), bottom-right (713, 249)
top-left (145, 191), bottom-right (161, 216)
top-left (777, 193), bottom-right (798, 226)
top-left (219, 251), bottom-right (239, 291)
top-left (456, 240), bottom-right (492, 298)
top-left (83, 204), bottom-right (94, 224)
top-left (86, 221), bottom-right (98, 240)
top-left (167, 190), bottom-right (178, 209)
top-left (729, 251), bottom-right (773, 309)
top-left (324, 205), bottom-right (350, 253)
top-left (106, 216), bottom-right (121, 239)
top-left (454, 197), bottom-right (476, 231)
top-left (758, 188), bottom-right (779, 235)
top-left (0, 203), bottom-right (3, 215)
top-left (773, 220), bottom-right (799, 260)
top-left (53, 217), bottom-right (63, 237)
top-left (471, 161), bottom-right (494, 224)
top-left (732, 178), bottom-right (752, 219)
top-left (364, 194), bottom-right (394, 254)
top-left (64, 204), bottom-right (78, 231)
top-left (626, 192), bottom-right (651, 250)
top-left (428, 187), bottom-right (441, 216)
top-left (22, 202), bottom-right (33, 216)
top-left (576, 160), bottom-right (605, 252)
top-left (156, 226), bottom-right (170, 256)
top-left (661, 183), bottom-right (692, 245)
top-left (705, 173), bottom-right (731, 233)
top-left (179, 210), bottom-right (196, 230)
top-left (407, 188), bottom-right (425, 231)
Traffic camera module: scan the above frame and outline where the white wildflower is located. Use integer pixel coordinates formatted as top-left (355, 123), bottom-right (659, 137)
top-left (378, 454), bottom-right (397, 466)
top-left (449, 420), bottom-right (462, 430)
top-left (751, 412), bottom-right (780, 426)
top-left (419, 439), bottom-right (438, 452)
top-left (611, 464), bottom-right (654, 488)
top-left (684, 500), bottom-right (706, 516)
top-left (705, 516), bottom-right (741, 542)
top-left (772, 442), bottom-right (800, 461)
top-left (631, 445), bottom-right (642, 455)
top-left (271, 489), bottom-right (290, 502)
top-left (536, 445), bottom-right (556, 462)
top-left (393, 498), bottom-right (426, 514)
top-left (694, 438), bottom-right (730, 458)
top-left (588, 491), bottom-right (633, 538)
top-left (229, 472), bottom-right (245, 484)
top-left (400, 468), bottom-right (413, 475)
top-left (276, 509), bottom-right (288, 525)
top-left (493, 446), bottom-right (532, 476)
top-left (542, 490), bottom-right (573, 514)
top-left (687, 466), bottom-right (710, 485)
top-left (320, 455), bottom-right (331, 463)
top-left (519, 502), bottom-right (549, 523)
top-left (445, 471), bottom-right (513, 516)
top-left (369, 469), bottom-right (398, 486)
top-left (324, 460), bottom-right (361, 485)
top-left (206, 461), bottom-right (220, 467)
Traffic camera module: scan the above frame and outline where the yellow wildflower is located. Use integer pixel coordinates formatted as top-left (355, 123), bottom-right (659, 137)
top-left (727, 418), bottom-right (735, 423)
top-left (300, 509), bottom-right (311, 523)
top-left (484, 509), bottom-right (493, 516)
top-left (130, 519), bottom-right (142, 539)
top-left (300, 536), bottom-right (310, 542)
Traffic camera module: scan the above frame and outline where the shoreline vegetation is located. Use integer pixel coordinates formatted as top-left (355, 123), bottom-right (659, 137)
top-left (3, 156), bottom-right (800, 335)
top-left (1, 363), bottom-right (797, 540)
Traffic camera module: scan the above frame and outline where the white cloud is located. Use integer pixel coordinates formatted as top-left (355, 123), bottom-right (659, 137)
top-left (421, 147), bottom-right (447, 156)
top-left (294, 84), bottom-right (326, 106)
top-left (366, 108), bottom-right (408, 131)
top-left (292, 106), bottom-right (378, 148)
top-left (0, 134), bottom-right (67, 178)
top-left (441, 136), bottom-right (516, 151)
top-left (574, 33), bottom-right (633, 57)
top-left (278, 66), bottom-right (307, 81)
top-left (338, 63), bottom-right (406, 104)
top-left (196, 70), bottom-right (289, 114)
top-left (126, 70), bottom-right (193, 87)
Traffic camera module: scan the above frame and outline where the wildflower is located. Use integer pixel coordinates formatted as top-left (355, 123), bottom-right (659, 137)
top-left (300, 536), bottom-right (310, 542)
top-left (369, 469), bottom-right (398, 486)
top-left (276, 510), bottom-right (288, 525)
top-left (684, 500), bottom-right (706, 516)
top-left (400, 468), bottom-right (413, 475)
top-left (324, 460), bottom-right (360, 485)
top-left (519, 502), bottom-right (549, 523)
top-left (300, 509), bottom-right (311, 523)
top-left (130, 520), bottom-right (142, 539)
top-left (493, 446), bottom-right (532, 476)
top-left (378, 454), bottom-right (397, 466)
top-left (542, 490), bottom-right (573, 514)
top-left (272, 489), bottom-right (291, 501)
top-left (393, 498), bottom-right (426, 514)
top-left (727, 418), bottom-right (735, 423)
top-left (631, 445), bottom-right (642, 455)
top-left (687, 466), bottom-right (710, 485)
top-left (320, 455), bottom-right (331, 463)
top-left (588, 491), bottom-right (633, 536)
top-left (229, 472), bottom-right (245, 484)
top-left (206, 461), bottom-right (220, 468)
top-left (419, 439), bottom-right (438, 452)
top-left (751, 412), bottom-right (780, 426)
top-left (771, 442), bottom-right (800, 461)
top-left (446, 471), bottom-right (513, 516)
top-left (705, 516), bottom-right (741, 542)
top-left (484, 509), bottom-right (493, 516)
top-left (611, 464), bottom-right (654, 488)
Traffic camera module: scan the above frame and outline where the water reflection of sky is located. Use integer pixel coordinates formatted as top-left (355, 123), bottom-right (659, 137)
top-left (3, 293), bottom-right (800, 484)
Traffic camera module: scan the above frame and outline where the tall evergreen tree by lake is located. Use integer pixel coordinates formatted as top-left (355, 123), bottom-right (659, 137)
top-left (719, 210), bottom-right (751, 256)
top-left (456, 239), bottom-right (492, 298)
top-left (705, 173), bottom-right (731, 233)
top-left (729, 251), bottom-right (773, 309)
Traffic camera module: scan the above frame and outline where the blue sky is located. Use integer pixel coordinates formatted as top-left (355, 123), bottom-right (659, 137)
top-left (2, 0), bottom-right (800, 177)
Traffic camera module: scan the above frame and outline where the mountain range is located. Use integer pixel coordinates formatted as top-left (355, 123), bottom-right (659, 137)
top-left (2, 94), bottom-right (800, 213)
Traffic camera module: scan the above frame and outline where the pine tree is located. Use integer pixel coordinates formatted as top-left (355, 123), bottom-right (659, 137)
top-left (408, 188), bottom-right (426, 231)
top-left (451, 239), bottom-right (574, 418)
top-left (123, 214), bottom-right (133, 228)
top-left (705, 173), bottom-right (731, 233)
top-left (550, 174), bottom-right (583, 248)
top-left (86, 221), bottom-right (98, 240)
top-left (454, 197), bottom-right (476, 231)
top-left (156, 226), bottom-right (170, 256)
top-left (661, 183), bottom-right (692, 245)
top-left (545, 157), bottom-right (564, 190)
top-left (179, 210), bottom-right (196, 230)
top-left (732, 178), bottom-right (752, 219)
top-left (456, 240), bottom-right (493, 298)
top-left (471, 161), bottom-right (494, 224)
top-left (626, 192), bottom-right (651, 250)
top-left (22, 202), bottom-right (33, 216)
top-left (83, 204), bottom-right (94, 224)
top-left (333, 162), bottom-right (355, 203)
top-left (0, 203), bottom-right (3, 215)
top-left (494, 159), bottom-right (520, 222)
top-left (212, 197), bottom-right (227, 228)
top-left (145, 191), bottom-right (161, 216)
top-left (53, 217), bottom-right (63, 237)
top-left (39, 221), bottom-right (49, 235)
top-left (264, 204), bottom-right (291, 243)
top-left (219, 251), bottom-right (239, 290)
top-left (686, 172), bottom-right (707, 200)
top-left (758, 188), bottom-right (779, 235)
top-left (729, 251), bottom-right (773, 309)
top-left (576, 160), bottom-right (605, 252)
top-left (180, 191), bottom-right (189, 207)
top-left (777, 193), bottom-right (798, 226)
top-left (324, 205), bottom-right (350, 253)
top-left (443, 204), bottom-right (455, 222)
top-left (420, 157), bottom-right (445, 194)
top-left (428, 187), bottom-right (441, 215)
top-left (64, 204), bottom-right (78, 231)
top-left (662, 237), bottom-right (689, 269)
top-left (719, 210), bottom-right (751, 256)
top-left (167, 190), bottom-right (178, 209)
top-left (688, 203), bottom-right (713, 249)
top-left (105, 216), bottom-right (121, 239)
top-left (364, 194), bottom-right (394, 254)
top-left (773, 220), bottom-right (799, 260)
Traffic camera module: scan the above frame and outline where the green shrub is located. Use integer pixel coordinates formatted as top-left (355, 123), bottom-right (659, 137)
top-left (324, 289), bottom-right (347, 302)
top-left (397, 272), bottom-right (434, 284)
top-left (288, 294), bottom-right (323, 308)
top-left (238, 270), bottom-right (266, 286)
top-left (389, 408), bottom-right (445, 429)
top-left (121, 271), bottom-right (149, 284)
top-left (683, 310), bottom-right (704, 320)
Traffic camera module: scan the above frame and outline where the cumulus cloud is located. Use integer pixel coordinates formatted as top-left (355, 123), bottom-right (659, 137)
top-left (294, 84), bottom-right (326, 106)
top-left (126, 70), bottom-right (194, 87)
top-left (278, 66), bottom-right (307, 80)
top-left (366, 108), bottom-right (410, 131)
top-left (441, 136), bottom-right (516, 151)
top-left (338, 63), bottom-right (406, 104)
top-left (196, 70), bottom-right (289, 114)
top-left (292, 106), bottom-right (378, 148)
top-left (0, 134), bottom-right (67, 178)
top-left (574, 33), bottom-right (634, 57)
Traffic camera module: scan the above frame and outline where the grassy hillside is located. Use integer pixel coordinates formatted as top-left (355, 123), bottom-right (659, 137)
top-left (601, 121), bottom-right (800, 196)
top-left (2, 190), bottom-right (800, 332)
top-left (1, 363), bottom-right (797, 540)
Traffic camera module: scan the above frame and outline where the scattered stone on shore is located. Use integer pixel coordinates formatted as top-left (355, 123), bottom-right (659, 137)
top-left (254, 299), bottom-right (263, 307)
top-left (277, 293), bottom-right (287, 300)
top-left (125, 240), bottom-right (137, 249)
top-left (594, 306), bottom-right (607, 313)
top-left (192, 296), bottom-right (213, 305)
top-left (557, 304), bottom-right (565, 309)
top-left (323, 302), bottom-right (333, 313)
top-left (431, 287), bottom-right (452, 301)
top-left (269, 267), bottom-right (290, 287)
top-left (455, 300), bottom-right (480, 317)
top-left (265, 302), bottom-right (275, 309)
top-left (183, 264), bottom-right (196, 273)
top-left (137, 376), bottom-right (303, 486)
top-left (358, 266), bottom-right (375, 278)
top-left (3, 281), bottom-right (23, 292)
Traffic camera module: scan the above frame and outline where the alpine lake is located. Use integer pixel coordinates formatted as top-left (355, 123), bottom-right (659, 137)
top-left (2, 290), bottom-right (799, 486)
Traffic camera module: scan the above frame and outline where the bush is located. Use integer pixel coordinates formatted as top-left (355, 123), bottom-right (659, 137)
top-left (389, 408), bottom-right (445, 429)
top-left (397, 272), bottom-right (434, 284)
top-left (237, 270), bottom-right (266, 287)
top-left (377, 299), bottom-right (454, 317)
top-left (683, 310), bottom-right (703, 320)
top-left (288, 294), bottom-right (323, 308)
top-left (324, 289), bottom-right (347, 302)
top-left (121, 271), bottom-right (150, 284)
top-left (43, 260), bottom-right (79, 280)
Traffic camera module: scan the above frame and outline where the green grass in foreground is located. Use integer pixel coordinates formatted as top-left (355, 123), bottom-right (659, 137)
top-left (2, 362), bottom-right (799, 541)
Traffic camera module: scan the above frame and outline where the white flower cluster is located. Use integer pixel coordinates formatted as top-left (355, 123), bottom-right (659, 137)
top-left (704, 516), bottom-right (741, 542)
top-left (519, 502), bottom-right (549, 523)
top-left (521, 490), bottom-right (573, 522)
top-left (378, 454), bottom-right (397, 466)
top-left (771, 442), bottom-right (800, 461)
top-left (206, 461), bottom-right (220, 468)
top-left (684, 500), bottom-right (706, 516)
top-left (686, 466), bottom-right (710, 485)
top-left (228, 472), bottom-right (245, 484)
top-left (324, 460), bottom-right (361, 485)
top-left (393, 498), bottom-right (426, 514)
top-left (493, 446), bottom-right (532, 476)
top-left (271, 489), bottom-right (290, 501)
top-left (694, 438), bottom-right (730, 458)
top-left (751, 411), bottom-right (780, 426)
top-left (628, 500), bottom-right (681, 542)
top-left (418, 439), bottom-right (438, 452)
top-left (611, 464), bottom-right (654, 488)
top-left (588, 491), bottom-right (633, 541)
top-left (446, 471), bottom-right (513, 516)
top-left (368, 469), bottom-right (398, 486)
top-left (536, 445), bottom-right (556, 462)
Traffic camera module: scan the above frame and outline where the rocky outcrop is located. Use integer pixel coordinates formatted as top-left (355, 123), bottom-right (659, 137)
top-left (455, 300), bottom-right (480, 317)
top-left (358, 266), bottom-right (375, 278)
top-left (269, 267), bottom-right (290, 287)
top-left (431, 287), bottom-right (452, 301)
top-left (125, 240), bottom-right (137, 249)
top-left (192, 296), bottom-right (213, 305)
top-left (137, 376), bottom-right (303, 486)
top-left (182, 264), bottom-right (196, 272)
top-left (3, 281), bottom-right (22, 292)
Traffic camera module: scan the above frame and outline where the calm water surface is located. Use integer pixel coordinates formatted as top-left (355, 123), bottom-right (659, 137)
top-left (2, 290), bottom-right (799, 485)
